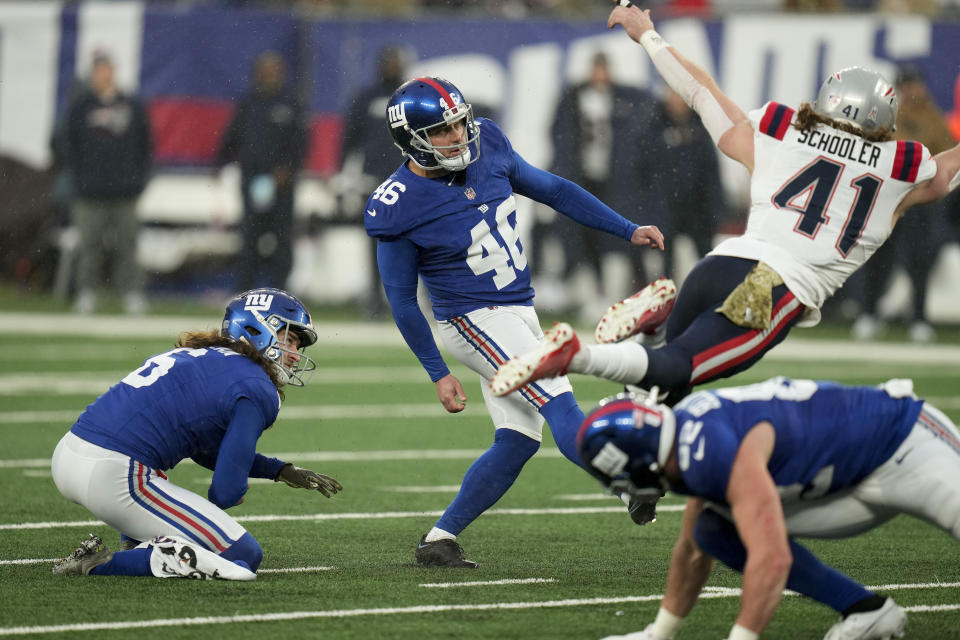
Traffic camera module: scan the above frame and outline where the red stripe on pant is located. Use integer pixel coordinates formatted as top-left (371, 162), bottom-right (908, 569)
top-left (690, 293), bottom-right (804, 385)
top-left (453, 316), bottom-right (548, 406)
top-left (918, 411), bottom-right (960, 455)
top-left (135, 463), bottom-right (227, 552)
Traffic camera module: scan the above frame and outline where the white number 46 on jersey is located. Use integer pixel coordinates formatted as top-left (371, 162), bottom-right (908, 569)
top-left (371, 179), bottom-right (406, 206)
top-left (467, 196), bottom-right (527, 289)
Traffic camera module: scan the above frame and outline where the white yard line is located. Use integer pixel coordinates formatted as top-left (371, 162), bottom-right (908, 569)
top-left (2, 310), bottom-right (960, 362)
top-left (0, 368), bottom-right (431, 395)
top-left (0, 505), bottom-right (686, 531)
top-left (381, 485), bottom-right (462, 493)
top-left (0, 558), bottom-right (58, 566)
top-left (0, 403), bottom-right (459, 423)
top-left (0, 448), bottom-right (565, 469)
top-left (0, 557), bottom-right (334, 573)
top-left (420, 578), bottom-right (556, 588)
top-left (3, 394), bottom-right (960, 428)
top-left (257, 566), bottom-right (333, 574)
top-left (0, 586), bottom-right (955, 636)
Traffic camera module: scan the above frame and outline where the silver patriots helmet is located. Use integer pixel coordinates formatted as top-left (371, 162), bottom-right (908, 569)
top-left (814, 66), bottom-right (898, 133)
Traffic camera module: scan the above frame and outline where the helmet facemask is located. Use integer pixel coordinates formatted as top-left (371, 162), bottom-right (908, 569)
top-left (405, 103), bottom-right (479, 172)
top-left (222, 288), bottom-right (319, 388)
top-left (254, 313), bottom-right (318, 387)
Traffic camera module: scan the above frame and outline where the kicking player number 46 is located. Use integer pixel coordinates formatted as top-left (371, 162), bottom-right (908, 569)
top-left (467, 196), bottom-right (527, 289)
top-left (372, 179), bottom-right (407, 206)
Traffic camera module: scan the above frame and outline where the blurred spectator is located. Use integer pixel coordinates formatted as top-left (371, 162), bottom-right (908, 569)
top-left (215, 51), bottom-right (308, 291)
top-left (64, 50), bottom-right (152, 315)
top-left (541, 51), bottom-right (668, 316)
top-left (652, 88), bottom-right (725, 282)
top-left (851, 64), bottom-right (956, 343)
top-left (340, 45), bottom-right (410, 319)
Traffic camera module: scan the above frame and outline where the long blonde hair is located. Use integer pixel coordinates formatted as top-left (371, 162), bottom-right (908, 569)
top-left (793, 103), bottom-right (893, 143)
top-left (176, 330), bottom-right (285, 401)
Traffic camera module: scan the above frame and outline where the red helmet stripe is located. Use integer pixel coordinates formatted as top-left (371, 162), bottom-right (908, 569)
top-left (417, 76), bottom-right (456, 110)
top-left (576, 399), bottom-right (661, 444)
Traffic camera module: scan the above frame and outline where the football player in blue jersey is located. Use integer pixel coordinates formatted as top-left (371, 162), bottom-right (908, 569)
top-left (577, 377), bottom-right (960, 640)
top-left (365, 76), bottom-right (665, 567)
top-left (50, 288), bottom-right (342, 580)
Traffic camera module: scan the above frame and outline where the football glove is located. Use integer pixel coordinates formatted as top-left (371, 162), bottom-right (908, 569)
top-left (275, 463), bottom-right (342, 498)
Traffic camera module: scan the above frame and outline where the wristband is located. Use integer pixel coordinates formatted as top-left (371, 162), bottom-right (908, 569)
top-left (640, 30), bottom-right (669, 57)
top-left (727, 624), bottom-right (759, 640)
top-left (651, 606), bottom-right (683, 639)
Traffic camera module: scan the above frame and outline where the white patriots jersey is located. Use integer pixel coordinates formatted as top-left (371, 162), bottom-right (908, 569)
top-left (711, 102), bottom-right (936, 323)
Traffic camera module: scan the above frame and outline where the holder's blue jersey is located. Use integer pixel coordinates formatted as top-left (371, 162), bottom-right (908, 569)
top-left (670, 378), bottom-right (922, 504)
top-left (71, 346), bottom-right (281, 472)
top-left (365, 118), bottom-right (637, 320)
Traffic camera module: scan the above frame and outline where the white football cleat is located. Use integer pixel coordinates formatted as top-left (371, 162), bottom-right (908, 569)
top-left (595, 278), bottom-right (677, 344)
top-left (490, 323), bottom-right (580, 397)
top-left (823, 597), bottom-right (906, 640)
top-left (147, 536), bottom-right (256, 581)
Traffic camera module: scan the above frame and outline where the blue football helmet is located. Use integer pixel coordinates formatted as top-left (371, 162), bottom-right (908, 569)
top-left (814, 66), bottom-right (898, 133)
top-left (386, 76), bottom-right (480, 172)
top-left (222, 288), bottom-right (318, 387)
top-left (577, 391), bottom-right (676, 500)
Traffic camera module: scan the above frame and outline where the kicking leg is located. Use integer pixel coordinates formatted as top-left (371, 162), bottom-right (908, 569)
top-left (539, 391), bottom-right (586, 468)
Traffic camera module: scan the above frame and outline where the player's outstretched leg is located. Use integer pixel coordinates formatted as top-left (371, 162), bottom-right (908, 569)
top-left (594, 277), bottom-right (677, 344)
top-left (489, 323), bottom-right (580, 397)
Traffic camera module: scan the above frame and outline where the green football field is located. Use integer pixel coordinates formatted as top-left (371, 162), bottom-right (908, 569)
top-left (1, 311), bottom-right (959, 639)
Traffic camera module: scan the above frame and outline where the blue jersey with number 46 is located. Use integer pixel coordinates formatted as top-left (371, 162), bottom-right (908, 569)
top-left (670, 377), bottom-right (922, 504)
top-left (70, 346), bottom-right (281, 471)
top-left (364, 118), bottom-right (636, 320)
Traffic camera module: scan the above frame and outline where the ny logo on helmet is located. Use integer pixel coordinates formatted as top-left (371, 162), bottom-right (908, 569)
top-left (388, 103), bottom-right (407, 129)
top-left (244, 294), bottom-right (274, 311)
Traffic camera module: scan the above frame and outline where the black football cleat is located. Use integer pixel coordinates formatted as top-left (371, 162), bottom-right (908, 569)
top-left (415, 535), bottom-right (478, 568)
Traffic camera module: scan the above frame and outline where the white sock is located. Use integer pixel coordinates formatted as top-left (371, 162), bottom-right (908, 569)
top-left (424, 527), bottom-right (456, 543)
top-left (570, 342), bottom-right (650, 385)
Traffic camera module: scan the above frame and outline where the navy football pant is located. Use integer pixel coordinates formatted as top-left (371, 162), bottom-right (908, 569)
top-left (642, 256), bottom-right (805, 397)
